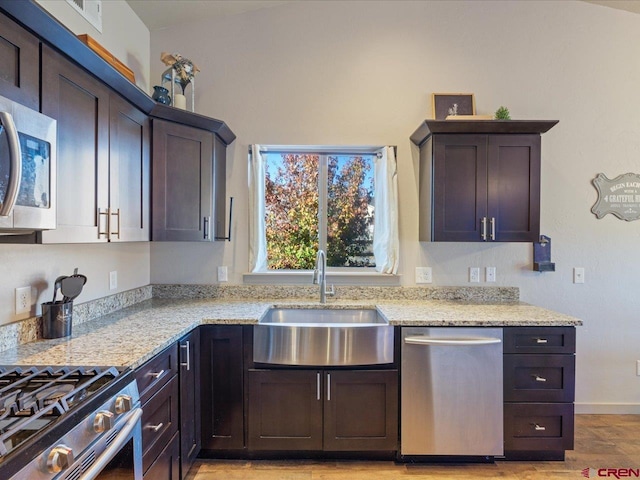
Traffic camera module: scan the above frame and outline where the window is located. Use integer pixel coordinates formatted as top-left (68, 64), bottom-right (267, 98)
top-left (263, 150), bottom-right (375, 269)
top-left (249, 145), bottom-right (399, 275)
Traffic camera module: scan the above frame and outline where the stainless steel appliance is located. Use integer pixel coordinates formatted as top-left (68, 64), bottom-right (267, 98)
top-left (0, 94), bottom-right (57, 233)
top-left (400, 327), bottom-right (503, 457)
top-left (0, 366), bottom-right (142, 480)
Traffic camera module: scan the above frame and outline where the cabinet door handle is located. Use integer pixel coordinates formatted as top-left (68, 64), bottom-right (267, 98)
top-left (490, 217), bottom-right (496, 241)
top-left (180, 341), bottom-right (190, 371)
top-left (327, 373), bottom-right (331, 401)
top-left (148, 369), bottom-right (165, 379)
top-left (148, 422), bottom-right (164, 432)
top-left (110, 208), bottom-right (121, 239)
top-left (215, 196), bottom-right (234, 241)
top-left (98, 208), bottom-right (109, 239)
top-left (532, 374), bottom-right (547, 382)
top-left (536, 338), bottom-right (548, 344)
top-left (533, 423), bottom-right (546, 431)
top-left (480, 217), bottom-right (488, 241)
top-left (203, 216), bottom-right (211, 240)
top-left (316, 372), bottom-right (321, 401)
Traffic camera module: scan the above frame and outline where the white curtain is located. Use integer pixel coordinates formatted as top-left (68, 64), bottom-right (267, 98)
top-left (373, 146), bottom-right (399, 274)
top-left (248, 145), bottom-right (268, 272)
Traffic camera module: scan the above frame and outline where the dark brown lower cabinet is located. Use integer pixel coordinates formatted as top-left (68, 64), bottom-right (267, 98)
top-left (503, 327), bottom-right (576, 461)
top-left (324, 370), bottom-right (398, 451)
top-left (248, 369), bottom-right (398, 452)
top-left (200, 326), bottom-right (245, 451)
top-left (248, 370), bottom-right (323, 451)
top-left (179, 328), bottom-right (200, 477)
top-left (143, 431), bottom-right (181, 480)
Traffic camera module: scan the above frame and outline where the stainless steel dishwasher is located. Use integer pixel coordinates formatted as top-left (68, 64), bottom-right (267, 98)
top-left (401, 327), bottom-right (503, 457)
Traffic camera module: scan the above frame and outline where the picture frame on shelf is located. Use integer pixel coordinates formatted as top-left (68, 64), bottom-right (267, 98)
top-left (432, 93), bottom-right (475, 120)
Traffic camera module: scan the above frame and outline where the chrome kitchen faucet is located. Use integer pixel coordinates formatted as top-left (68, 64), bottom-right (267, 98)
top-left (312, 250), bottom-right (335, 304)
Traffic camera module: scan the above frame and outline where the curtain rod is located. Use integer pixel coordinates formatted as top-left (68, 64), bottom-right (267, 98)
top-left (248, 146), bottom-right (397, 158)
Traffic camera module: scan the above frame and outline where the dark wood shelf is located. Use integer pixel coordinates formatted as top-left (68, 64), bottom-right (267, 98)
top-left (410, 120), bottom-right (559, 146)
top-left (0, 0), bottom-right (235, 143)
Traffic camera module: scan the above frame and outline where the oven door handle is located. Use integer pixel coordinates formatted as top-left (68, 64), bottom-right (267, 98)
top-left (0, 111), bottom-right (22, 217)
top-left (78, 407), bottom-right (143, 480)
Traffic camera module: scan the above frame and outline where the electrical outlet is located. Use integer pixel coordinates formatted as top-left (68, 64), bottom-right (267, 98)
top-left (415, 267), bottom-right (432, 284)
top-left (15, 286), bottom-right (31, 315)
top-left (637, 360), bottom-right (640, 376)
top-left (486, 267), bottom-right (496, 283)
top-left (573, 267), bottom-right (585, 284)
top-left (469, 267), bottom-right (480, 283)
top-left (217, 266), bottom-right (228, 282)
top-left (109, 271), bottom-right (118, 290)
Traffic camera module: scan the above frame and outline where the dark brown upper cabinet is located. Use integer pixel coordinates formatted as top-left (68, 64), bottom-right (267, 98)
top-left (151, 119), bottom-right (227, 242)
top-left (411, 120), bottom-right (557, 242)
top-left (0, 11), bottom-right (39, 110)
top-left (39, 45), bottom-right (150, 243)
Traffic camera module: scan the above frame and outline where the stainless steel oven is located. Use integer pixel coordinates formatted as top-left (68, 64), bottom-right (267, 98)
top-left (0, 93), bottom-right (56, 233)
top-left (0, 366), bottom-right (142, 480)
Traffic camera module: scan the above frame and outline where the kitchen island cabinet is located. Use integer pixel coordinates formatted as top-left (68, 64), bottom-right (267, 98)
top-left (411, 120), bottom-right (557, 242)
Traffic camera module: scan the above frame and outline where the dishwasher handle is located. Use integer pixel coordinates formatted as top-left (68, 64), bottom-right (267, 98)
top-left (404, 335), bottom-right (501, 346)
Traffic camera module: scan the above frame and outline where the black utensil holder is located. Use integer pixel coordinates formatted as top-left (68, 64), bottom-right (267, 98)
top-left (41, 301), bottom-right (73, 339)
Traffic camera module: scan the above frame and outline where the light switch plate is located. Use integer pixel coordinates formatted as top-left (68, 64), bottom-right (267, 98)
top-left (573, 267), bottom-right (585, 284)
top-left (109, 271), bottom-right (118, 290)
top-left (415, 267), bottom-right (432, 284)
top-left (469, 267), bottom-right (480, 283)
top-left (218, 266), bottom-right (228, 282)
top-left (486, 267), bottom-right (496, 283)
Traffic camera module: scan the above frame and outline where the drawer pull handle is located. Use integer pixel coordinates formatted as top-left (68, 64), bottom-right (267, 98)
top-left (148, 422), bottom-right (164, 432)
top-left (149, 370), bottom-right (165, 379)
top-left (533, 375), bottom-right (547, 382)
top-left (536, 338), bottom-right (548, 344)
top-left (533, 423), bottom-right (546, 431)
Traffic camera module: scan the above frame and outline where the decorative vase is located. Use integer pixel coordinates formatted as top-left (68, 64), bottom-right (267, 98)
top-left (152, 85), bottom-right (171, 105)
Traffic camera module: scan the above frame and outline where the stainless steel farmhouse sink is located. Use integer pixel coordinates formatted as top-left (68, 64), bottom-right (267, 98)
top-left (253, 307), bottom-right (394, 366)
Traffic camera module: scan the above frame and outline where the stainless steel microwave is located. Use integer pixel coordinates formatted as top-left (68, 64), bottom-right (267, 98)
top-left (0, 94), bottom-right (56, 233)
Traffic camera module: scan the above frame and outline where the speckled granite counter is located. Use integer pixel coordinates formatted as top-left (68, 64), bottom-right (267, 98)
top-left (0, 295), bottom-right (581, 371)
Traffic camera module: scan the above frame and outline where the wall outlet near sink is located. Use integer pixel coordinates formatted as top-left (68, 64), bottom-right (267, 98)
top-left (109, 271), bottom-right (118, 290)
top-left (15, 286), bottom-right (31, 316)
top-left (415, 267), bottom-right (432, 284)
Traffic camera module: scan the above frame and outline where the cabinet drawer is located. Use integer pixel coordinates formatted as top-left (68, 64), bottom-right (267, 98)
top-left (142, 374), bottom-right (179, 473)
top-left (504, 354), bottom-right (575, 402)
top-left (504, 327), bottom-right (575, 354)
top-left (504, 403), bottom-right (574, 451)
top-left (143, 430), bottom-right (180, 480)
top-left (136, 343), bottom-right (178, 404)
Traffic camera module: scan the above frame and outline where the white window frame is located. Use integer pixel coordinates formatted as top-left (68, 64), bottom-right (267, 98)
top-left (245, 145), bottom-right (400, 285)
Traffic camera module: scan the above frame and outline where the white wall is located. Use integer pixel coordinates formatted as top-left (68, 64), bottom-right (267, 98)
top-left (149, 0), bottom-right (640, 412)
top-left (36, 0), bottom-right (151, 92)
top-left (0, 2), bottom-right (151, 327)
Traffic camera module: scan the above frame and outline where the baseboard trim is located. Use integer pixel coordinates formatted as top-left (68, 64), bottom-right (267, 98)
top-left (575, 403), bottom-right (640, 414)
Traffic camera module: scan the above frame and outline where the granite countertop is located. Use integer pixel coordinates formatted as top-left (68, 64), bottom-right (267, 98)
top-left (0, 297), bottom-right (581, 370)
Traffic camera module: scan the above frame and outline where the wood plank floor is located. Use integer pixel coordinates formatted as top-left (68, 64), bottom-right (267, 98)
top-left (186, 415), bottom-right (640, 479)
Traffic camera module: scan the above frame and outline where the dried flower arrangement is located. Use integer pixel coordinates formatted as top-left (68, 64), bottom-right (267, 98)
top-left (161, 52), bottom-right (200, 93)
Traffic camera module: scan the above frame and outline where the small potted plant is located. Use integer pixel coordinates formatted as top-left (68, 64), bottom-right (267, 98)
top-left (495, 106), bottom-right (511, 120)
